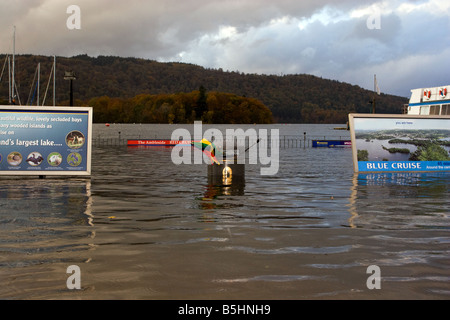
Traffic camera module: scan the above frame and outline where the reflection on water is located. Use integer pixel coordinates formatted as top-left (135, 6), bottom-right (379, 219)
top-left (0, 179), bottom-right (93, 248)
top-left (0, 178), bottom-right (94, 299)
top-left (1, 124), bottom-right (449, 299)
top-left (349, 172), bottom-right (450, 230)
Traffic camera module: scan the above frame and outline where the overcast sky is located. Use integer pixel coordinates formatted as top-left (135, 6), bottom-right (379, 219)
top-left (1, 0), bottom-right (449, 97)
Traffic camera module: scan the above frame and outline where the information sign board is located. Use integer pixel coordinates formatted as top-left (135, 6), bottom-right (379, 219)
top-left (0, 106), bottom-right (92, 176)
top-left (349, 114), bottom-right (450, 173)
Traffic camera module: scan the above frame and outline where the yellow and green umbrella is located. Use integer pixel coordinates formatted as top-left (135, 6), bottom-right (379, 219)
top-left (191, 138), bottom-right (221, 165)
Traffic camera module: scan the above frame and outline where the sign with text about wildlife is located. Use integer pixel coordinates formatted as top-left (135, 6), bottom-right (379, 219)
top-left (0, 106), bottom-right (92, 176)
top-left (349, 114), bottom-right (450, 173)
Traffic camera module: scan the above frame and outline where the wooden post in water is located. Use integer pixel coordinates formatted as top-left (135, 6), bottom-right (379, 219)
top-left (303, 132), bottom-right (306, 149)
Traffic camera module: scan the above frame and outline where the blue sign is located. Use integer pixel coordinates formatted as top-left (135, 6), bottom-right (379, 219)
top-left (358, 161), bottom-right (450, 172)
top-left (312, 140), bottom-right (351, 148)
top-left (0, 106), bottom-right (92, 176)
top-left (349, 114), bottom-right (450, 173)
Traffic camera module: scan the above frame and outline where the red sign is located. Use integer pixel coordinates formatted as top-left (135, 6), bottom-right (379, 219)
top-left (127, 139), bottom-right (192, 147)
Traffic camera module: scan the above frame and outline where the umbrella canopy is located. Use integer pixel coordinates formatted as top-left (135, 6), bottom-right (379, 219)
top-left (191, 138), bottom-right (221, 165)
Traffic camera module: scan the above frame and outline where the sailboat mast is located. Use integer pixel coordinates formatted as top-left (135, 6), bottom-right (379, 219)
top-left (37, 63), bottom-right (40, 106)
top-left (12, 26), bottom-right (15, 104)
top-left (372, 74), bottom-right (377, 114)
top-left (374, 74), bottom-right (376, 93)
top-left (53, 55), bottom-right (56, 106)
top-left (8, 56), bottom-right (11, 104)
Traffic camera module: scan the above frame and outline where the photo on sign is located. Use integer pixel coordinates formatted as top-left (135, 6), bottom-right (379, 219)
top-left (26, 152), bottom-right (44, 166)
top-left (66, 131), bottom-right (85, 149)
top-left (47, 152), bottom-right (63, 167)
top-left (67, 152), bottom-right (82, 167)
top-left (7, 152), bottom-right (22, 166)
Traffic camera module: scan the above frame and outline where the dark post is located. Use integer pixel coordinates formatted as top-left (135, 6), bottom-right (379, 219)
top-left (70, 79), bottom-right (73, 106)
top-left (303, 132), bottom-right (306, 149)
top-left (371, 95), bottom-right (376, 114)
top-left (64, 71), bottom-right (76, 106)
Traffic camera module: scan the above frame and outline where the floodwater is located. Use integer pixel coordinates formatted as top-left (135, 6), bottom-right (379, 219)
top-left (0, 124), bottom-right (449, 300)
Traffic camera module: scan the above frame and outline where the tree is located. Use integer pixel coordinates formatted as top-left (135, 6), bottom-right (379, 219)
top-left (409, 142), bottom-right (450, 161)
top-left (358, 150), bottom-right (369, 161)
top-left (196, 85), bottom-right (208, 119)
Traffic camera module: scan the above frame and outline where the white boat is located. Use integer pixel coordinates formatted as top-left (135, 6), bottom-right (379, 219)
top-left (403, 85), bottom-right (450, 116)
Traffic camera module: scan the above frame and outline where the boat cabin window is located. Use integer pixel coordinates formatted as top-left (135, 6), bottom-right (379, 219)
top-left (420, 106), bottom-right (429, 115)
top-left (430, 105), bottom-right (440, 115)
top-left (442, 104), bottom-right (450, 115)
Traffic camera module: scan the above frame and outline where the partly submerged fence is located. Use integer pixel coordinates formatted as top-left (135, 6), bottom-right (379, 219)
top-left (92, 135), bottom-right (350, 148)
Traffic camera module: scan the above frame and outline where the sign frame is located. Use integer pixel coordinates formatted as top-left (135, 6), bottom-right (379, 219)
top-left (0, 105), bottom-right (93, 177)
top-left (349, 113), bottom-right (450, 173)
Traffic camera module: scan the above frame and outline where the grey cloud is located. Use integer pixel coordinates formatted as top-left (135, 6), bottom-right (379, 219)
top-left (1, 0), bottom-right (449, 96)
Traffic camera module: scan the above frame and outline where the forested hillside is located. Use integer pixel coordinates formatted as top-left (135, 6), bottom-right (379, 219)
top-left (0, 54), bottom-right (408, 123)
top-left (89, 89), bottom-right (274, 124)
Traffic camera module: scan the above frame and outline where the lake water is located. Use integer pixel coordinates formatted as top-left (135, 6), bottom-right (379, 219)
top-left (0, 124), bottom-right (449, 300)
